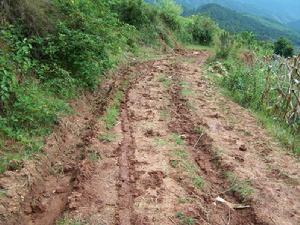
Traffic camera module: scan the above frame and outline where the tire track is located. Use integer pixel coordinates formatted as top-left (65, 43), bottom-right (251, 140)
top-left (116, 87), bottom-right (137, 225)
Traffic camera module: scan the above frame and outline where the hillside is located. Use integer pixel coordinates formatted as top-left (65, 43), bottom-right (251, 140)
top-left (288, 20), bottom-right (300, 32)
top-left (173, 0), bottom-right (300, 24)
top-left (197, 3), bottom-right (300, 45)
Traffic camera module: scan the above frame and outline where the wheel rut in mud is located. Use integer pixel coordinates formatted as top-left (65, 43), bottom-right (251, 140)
top-left (0, 50), bottom-right (299, 225)
top-left (116, 84), bottom-right (136, 225)
top-left (167, 64), bottom-right (267, 225)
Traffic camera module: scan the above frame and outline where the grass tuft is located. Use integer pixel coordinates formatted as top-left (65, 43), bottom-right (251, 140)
top-left (176, 212), bottom-right (195, 225)
top-left (225, 172), bottom-right (254, 201)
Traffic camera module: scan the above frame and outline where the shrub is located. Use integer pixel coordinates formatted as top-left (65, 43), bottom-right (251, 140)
top-left (215, 31), bottom-right (234, 59)
top-left (190, 15), bottom-right (217, 45)
top-left (157, 0), bottom-right (182, 31)
top-left (274, 37), bottom-right (294, 58)
top-left (0, 0), bottom-right (58, 35)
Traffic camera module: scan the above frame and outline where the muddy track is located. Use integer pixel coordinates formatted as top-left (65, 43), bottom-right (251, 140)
top-left (167, 68), bottom-right (267, 225)
top-left (0, 50), bottom-right (299, 225)
top-left (116, 83), bottom-right (137, 225)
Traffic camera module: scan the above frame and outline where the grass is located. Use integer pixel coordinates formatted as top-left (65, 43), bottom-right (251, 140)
top-left (177, 196), bottom-right (194, 204)
top-left (180, 81), bottom-right (194, 97)
top-left (175, 212), bottom-right (195, 225)
top-left (56, 217), bottom-right (86, 225)
top-left (87, 151), bottom-right (101, 162)
top-left (103, 90), bottom-right (124, 130)
top-left (194, 126), bottom-right (204, 135)
top-left (0, 151), bottom-right (23, 174)
top-left (154, 138), bottom-right (168, 147)
top-left (0, 189), bottom-right (7, 198)
top-left (170, 133), bottom-right (185, 145)
top-left (184, 44), bottom-right (214, 52)
top-left (209, 69), bottom-right (299, 155)
top-left (254, 111), bottom-right (300, 155)
top-left (192, 176), bottom-right (205, 189)
top-left (157, 74), bottom-right (171, 89)
top-left (225, 172), bottom-right (254, 201)
top-left (171, 148), bottom-right (205, 190)
top-left (98, 132), bottom-right (117, 143)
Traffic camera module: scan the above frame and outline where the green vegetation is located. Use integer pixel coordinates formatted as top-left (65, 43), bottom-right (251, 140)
top-left (87, 151), bottom-right (101, 162)
top-left (0, 189), bottom-right (7, 198)
top-left (208, 28), bottom-right (300, 154)
top-left (171, 148), bottom-right (205, 190)
top-left (157, 74), bottom-right (171, 89)
top-left (175, 211), bottom-right (195, 225)
top-left (0, 0), bottom-right (223, 173)
top-left (98, 132), bottom-right (117, 143)
top-left (180, 81), bottom-right (194, 97)
top-left (57, 217), bottom-right (86, 225)
top-left (225, 172), bottom-right (254, 201)
top-left (195, 4), bottom-right (300, 46)
top-left (274, 37), bottom-right (294, 57)
top-left (170, 133), bottom-right (185, 145)
top-left (103, 90), bottom-right (124, 130)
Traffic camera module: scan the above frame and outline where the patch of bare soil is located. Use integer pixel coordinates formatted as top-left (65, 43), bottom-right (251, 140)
top-left (0, 50), bottom-right (299, 225)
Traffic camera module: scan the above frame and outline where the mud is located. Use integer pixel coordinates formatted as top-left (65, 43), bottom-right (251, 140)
top-left (0, 50), bottom-right (299, 225)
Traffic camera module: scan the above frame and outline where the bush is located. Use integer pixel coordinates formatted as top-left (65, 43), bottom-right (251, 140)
top-left (215, 31), bottom-right (234, 59)
top-left (190, 15), bottom-right (217, 45)
top-left (157, 0), bottom-right (182, 31)
top-left (274, 37), bottom-right (294, 57)
top-left (0, 0), bottom-right (58, 35)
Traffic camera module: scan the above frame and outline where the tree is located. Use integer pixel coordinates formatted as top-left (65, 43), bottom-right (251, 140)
top-left (274, 37), bottom-right (294, 57)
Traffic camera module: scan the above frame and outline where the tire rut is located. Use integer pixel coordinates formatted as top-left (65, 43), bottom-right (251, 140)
top-left (116, 86), bottom-right (137, 225)
top-left (166, 58), bottom-right (268, 225)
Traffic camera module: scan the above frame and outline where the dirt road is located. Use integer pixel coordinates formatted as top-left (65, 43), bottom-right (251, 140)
top-left (0, 50), bottom-right (299, 225)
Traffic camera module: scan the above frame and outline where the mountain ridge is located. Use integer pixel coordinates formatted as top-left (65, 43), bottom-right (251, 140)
top-left (163, 0), bottom-right (300, 24)
top-left (197, 3), bottom-right (300, 46)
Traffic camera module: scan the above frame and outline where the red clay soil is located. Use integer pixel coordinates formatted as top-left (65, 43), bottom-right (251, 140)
top-left (0, 50), bottom-right (299, 225)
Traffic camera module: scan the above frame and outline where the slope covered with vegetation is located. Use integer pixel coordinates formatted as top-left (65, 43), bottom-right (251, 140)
top-left (160, 0), bottom-right (300, 24)
top-left (288, 20), bottom-right (300, 32)
top-left (0, 0), bottom-right (221, 173)
top-left (197, 4), bottom-right (300, 46)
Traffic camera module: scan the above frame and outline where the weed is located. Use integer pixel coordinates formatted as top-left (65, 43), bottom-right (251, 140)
top-left (171, 149), bottom-right (205, 190)
top-left (170, 133), bottom-right (185, 145)
top-left (157, 74), bottom-right (171, 89)
top-left (176, 212), bottom-right (195, 225)
top-left (56, 217), bottom-right (86, 225)
top-left (172, 149), bottom-right (188, 159)
top-left (192, 176), bottom-right (205, 189)
top-left (0, 189), bottom-right (7, 198)
top-left (170, 159), bottom-right (179, 168)
top-left (177, 196), bottom-right (194, 204)
top-left (154, 138), bottom-right (168, 147)
top-left (180, 82), bottom-right (194, 97)
top-left (0, 152), bottom-right (23, 174)
top-left (88, 151), bottom-right (101, 162)
top-left (98, 132), bottom-right (117, 143)
top-left (103, 90), bottom-right (124, 130)
top-left (194, 126), bottom-right (204, 135)
top-left (225, 172), bottom-right (254, 201)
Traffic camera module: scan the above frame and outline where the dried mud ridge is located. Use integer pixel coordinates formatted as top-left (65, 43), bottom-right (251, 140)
top-left (0, 50), bottom-right (299, 225)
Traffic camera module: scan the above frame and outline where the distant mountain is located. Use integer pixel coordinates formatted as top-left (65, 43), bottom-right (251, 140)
top-left (154, 0), bottom-right (300, 24)
top-left (287, 20), bottom-right (300, 33)
top-left (197, 4), bottom-right (300, 46)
